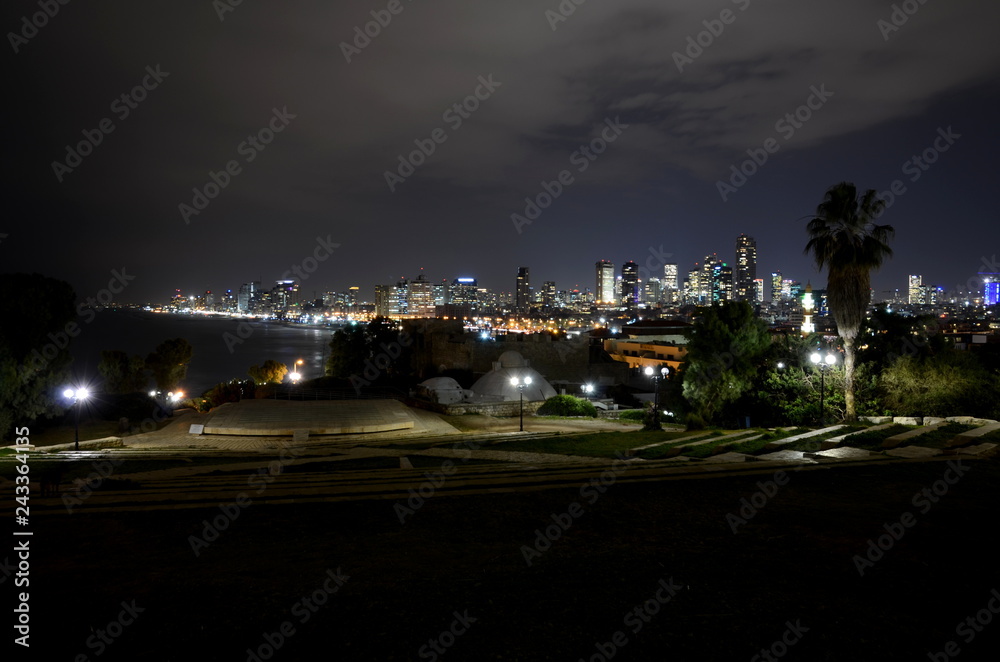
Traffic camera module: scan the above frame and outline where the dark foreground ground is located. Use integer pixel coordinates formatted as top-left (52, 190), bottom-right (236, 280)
top-left (7, 456), bottom-right (1000, 661)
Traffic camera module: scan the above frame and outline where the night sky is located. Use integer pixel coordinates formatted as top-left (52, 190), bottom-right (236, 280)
top-left (5, 0), bottom-right (999, 304)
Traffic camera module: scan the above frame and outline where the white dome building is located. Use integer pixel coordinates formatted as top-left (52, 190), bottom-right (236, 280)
top-left (415, 377), bottom-right (470, 405)
top-left (469, 351), bottom-right (557, 402)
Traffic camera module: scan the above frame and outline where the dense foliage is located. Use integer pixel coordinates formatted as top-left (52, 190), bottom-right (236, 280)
top-left (537, 395), bottom-right (597, 417)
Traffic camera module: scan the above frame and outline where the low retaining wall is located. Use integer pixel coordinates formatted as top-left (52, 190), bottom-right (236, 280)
top-left (407, 399), bottom-right (545, 417)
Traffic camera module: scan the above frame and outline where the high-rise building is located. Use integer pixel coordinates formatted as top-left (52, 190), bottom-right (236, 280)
top-left (753, 278), bottom-right (765, 304)
top-left (644, 278), bottom-right (661, 306)
top-left (981, 274), bottom-right (999, 306)
top-left (711, 263), bottom-right (733, 302)
top-left (662, 263), bottom-right (678, 304)
top-left (238, 281), bottom-right (261, 312)
top-left (596, 260), bottom-right (615, 305)
top-left (908, 275), bottom-right (923, 305)
top-left (735, 234), bottom-right (757, 302)
top-left (451, 278), bottom-right (478, 306)
top-left (273, 280), bottom-right (299, 312)
top-left (516, 267), bottom-right (530, 313)
top-left (621, 261), bottom-right (639, 307)
top-left (541, 281), bottom-right (556, 308)
top-left (771, 272), bottom-right (782, 302)
top-left (409, 274), bottom-right (435, 318)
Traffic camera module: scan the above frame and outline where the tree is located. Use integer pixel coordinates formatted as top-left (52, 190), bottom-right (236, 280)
top-left (680, 301), bottom-right (772, 426)
top-left (248, 359), bottom-right (289, 385)
top-left (146, 338), bottom-right (193, 392)
top-left (98, 350), bottom-right (148, 394)
top-left (325, 324), bottom-right (367, 379)
top-left (0, 273), bottom-right (77, 441)
top-left (805, 182), bottom-right (894, 421)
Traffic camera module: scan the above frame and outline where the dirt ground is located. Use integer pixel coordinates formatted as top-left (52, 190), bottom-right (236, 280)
top-left (11, 455), bottom-right (1000, 661)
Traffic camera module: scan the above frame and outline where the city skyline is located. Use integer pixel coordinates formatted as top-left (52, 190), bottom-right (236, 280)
top-left (6, 1), bottom-right (1000, 308)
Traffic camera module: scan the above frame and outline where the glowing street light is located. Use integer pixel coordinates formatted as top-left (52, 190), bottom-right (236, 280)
top-left (510, 375), bottom-right (532, 432)
top-left (62, 387), bottom-right (90, 451)
top-left (810, 351), bottom-right (837, 425)
top-left (581, 383), bottom-right (594, 400)
top-left (643, 366), bottom-right (670, 430)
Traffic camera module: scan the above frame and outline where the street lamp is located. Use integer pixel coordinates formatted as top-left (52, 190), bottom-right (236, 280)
top-left (510, 375), bottom-right (532, 432)
top-left (62, 387), bottom-right (90, 451)
top-left (581, 383), bottom-right (594, 400)
top-left (810, 351), bottom-right (837, 425)
top-left (643, 366), bottom-right (670, 431)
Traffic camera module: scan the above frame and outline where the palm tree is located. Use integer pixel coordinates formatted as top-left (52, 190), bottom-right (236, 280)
top-left (804, 182), bottom-right (894, 421)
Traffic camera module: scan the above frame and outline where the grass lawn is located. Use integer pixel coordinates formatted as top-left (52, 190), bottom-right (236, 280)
top-left (974, 427), bottom-right (1000, 443)
top-left (779, 425), bottom-right (867, 451)
top-left (494, 429), bottom-right (691, 458)
top-left (911, 423), bottom-right (975, 449)
top-left (842, 424), bottom-right (910, 450)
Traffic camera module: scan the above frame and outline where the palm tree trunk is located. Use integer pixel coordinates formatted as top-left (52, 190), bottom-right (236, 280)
top-left (843, 337), bottom-right (856, 421)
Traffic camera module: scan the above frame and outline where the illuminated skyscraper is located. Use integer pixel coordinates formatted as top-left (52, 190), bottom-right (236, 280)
top-left (735, 234), bottom-right (757, 302)
top-left (596, 260), bottom-right (615, 305)
top-left (771, 272), bottom-right (782, 302)
top-left (516, 267), bottom-right (530, 313)
top-left (982, 273), bottom-right (1000, 306)
top-left (908, 275), bottom-right (924, 304)
top-left (621, 261), bottom-right (639, 307)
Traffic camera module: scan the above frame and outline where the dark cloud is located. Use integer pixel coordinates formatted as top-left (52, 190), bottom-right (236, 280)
top-left (5, 0), bottom-right (999, 301)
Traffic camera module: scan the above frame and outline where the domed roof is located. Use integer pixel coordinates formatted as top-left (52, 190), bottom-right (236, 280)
top-left (497, 350), bottom-right (527, 368)
top-left (470, 367), bottom-right (557, 402)
top-left (419, 377), bottom-right (463, 390)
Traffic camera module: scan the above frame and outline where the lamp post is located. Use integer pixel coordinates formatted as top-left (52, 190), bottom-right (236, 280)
top-left (643, 366), bottom-right (670, 431)
top-left (62, 387), bottom-right (90, 451)
top-left (510, 376), bottom-right (532, 432)
top-left (581, 383), bottom-right (593, 400)
top-left (809, 351), bottom-right (837, 425)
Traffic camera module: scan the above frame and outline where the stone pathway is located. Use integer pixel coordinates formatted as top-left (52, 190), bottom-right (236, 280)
top-left (764, 425), bottom-right (845, 450)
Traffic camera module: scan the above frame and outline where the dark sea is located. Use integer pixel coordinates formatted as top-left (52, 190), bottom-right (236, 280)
top-left (68, 310), bottom-right (338, 396)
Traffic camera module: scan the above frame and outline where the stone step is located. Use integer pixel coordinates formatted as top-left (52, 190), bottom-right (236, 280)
top-left (885, 446), bottom-right (941, 459)
top-left (821, 423), bottom-right (895, 449)
top-left (755, 449), bottom-right (818, 463)
top-left (763, 425), bottom-right (846, 451)
top-left (946, 421), bottom-right (1000, 448)
top-left (700, 452), bottom-right (755, 464)
top-left (881, 422), bottom-right (944, 449)
top-left (807, 447), bottom-right (881, 461)
top-left (955, 442), bottom-right (997, 456)
top-left (629, 431), bottom-right (714, 454)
